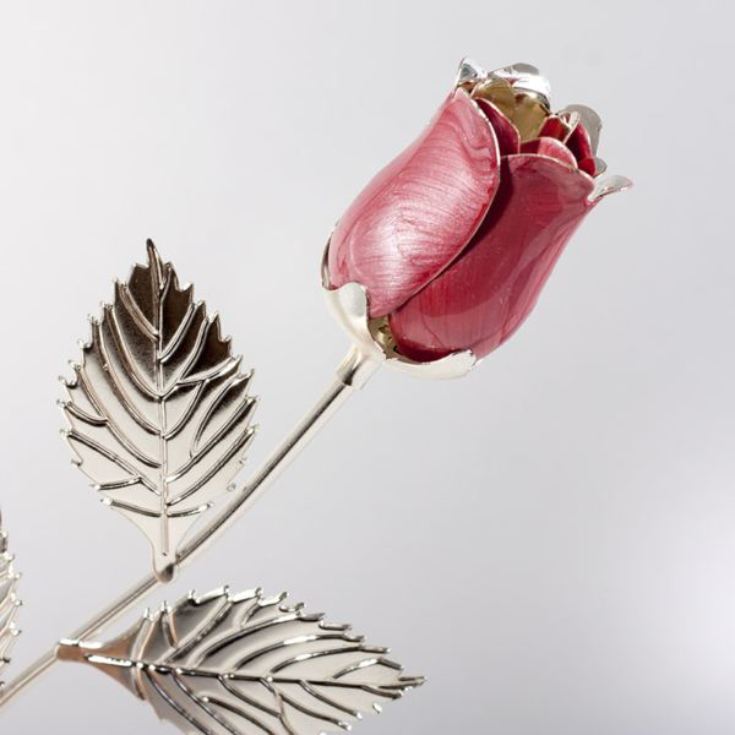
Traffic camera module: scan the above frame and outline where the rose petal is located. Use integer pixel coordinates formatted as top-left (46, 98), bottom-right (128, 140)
top-left (390, 156), bottom-right (595, 360)
top-left (455, 57), bottom-right (488, 88)
top-left (328, 89), bottom-right (501, 317)
top-left (558, 104), bottom-right (602, 154)
top-left (590, 174), bottom-right (633, 201)
top-left (492, 62), bottom-right (552, 107)
top-left (511, 94), bottom-right (550, 142)
top-left (538, 115), bottom-right (574, 142)
top-left (475, 98), bottom-right (520, 156)
top-left (472, 77), bottom-right (516, 120)
top-left (566, 122), bottom-right (595, 173)
top-left (593, 157), bottom-right (608, 175)
top-left (521, 138), bottom-right (578, 168)
top-left (578, 156), bottom-right (597, 176)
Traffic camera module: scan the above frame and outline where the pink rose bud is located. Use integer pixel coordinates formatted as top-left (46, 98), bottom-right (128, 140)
top-left (327, 60), bottom-right (631, 362)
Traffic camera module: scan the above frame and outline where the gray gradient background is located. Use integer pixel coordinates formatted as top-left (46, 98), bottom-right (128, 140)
top-left (0, 1), bottom-right (733, 733)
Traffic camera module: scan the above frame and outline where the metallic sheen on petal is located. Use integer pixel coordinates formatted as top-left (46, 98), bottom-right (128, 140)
top-left (475, 99), bottom-right (520, 156)
top-left (590, 174), bottom-right (633, 201)
top-left (455, 57), bottom-right (488, 88)
top-left (328, 89), bottom-right (501, 317)
top-left (492, 62), bottom-right (552, 107)
top-left (559, 104), bottom-right (603, 154)
top-left (594, 156), bottom-right (608, 175)
top-left (473, 77), bottom-right (516, 119)
top-left (509, 94), bottom-right (549, 142)
top-left (389, 156), bottom-right (596, 360)
top-left (474, 77), bottom-right (549, 142)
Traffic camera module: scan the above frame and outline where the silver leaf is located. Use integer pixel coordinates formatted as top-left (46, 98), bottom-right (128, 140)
top-left (0, 511), bottom-right (21, 687)
top-left (59, 586), bottom-right (424, 735)
top-left (62, 242), bottom-right (257, 579)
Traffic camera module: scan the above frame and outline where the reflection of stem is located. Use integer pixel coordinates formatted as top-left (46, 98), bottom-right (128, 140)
top-left (0, 346), bottom-right (379, 710)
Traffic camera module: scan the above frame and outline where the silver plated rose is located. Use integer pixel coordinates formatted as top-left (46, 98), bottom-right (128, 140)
top-left (0, 57), bottom-right (630, 735)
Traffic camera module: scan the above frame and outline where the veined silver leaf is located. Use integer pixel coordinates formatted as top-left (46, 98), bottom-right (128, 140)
top-left (62, 242), bottom-right (257, 579)
top-left (59, 586), bottom-right (424, 735)
top-left (0, 510), bottom-right (21, 687)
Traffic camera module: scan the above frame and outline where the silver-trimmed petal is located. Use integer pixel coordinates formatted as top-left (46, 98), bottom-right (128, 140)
top-left (556, 110), bottom-right (581, 140)
top-left (491, 62), bottom-right (552, 107)
top-left (455, 56), bottom-right (488, 88)
top-left (558, 104), bottom-right (603, 154)
top-left (589, 174), bottom-right (633, 201)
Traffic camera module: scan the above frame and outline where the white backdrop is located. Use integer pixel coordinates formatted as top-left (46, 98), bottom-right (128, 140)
top-left (0, 1), bottom-right (733, 733)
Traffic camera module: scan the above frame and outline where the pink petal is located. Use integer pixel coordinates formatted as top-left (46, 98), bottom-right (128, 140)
top-left (327, 89), bottom-right (501, 317)
top-left (390, 156), bottom-right (596, 360)
top-left (538, 115), bottom-right (573, 142)
top-left (521, 138), bottom-right (578, 168)
top-left (566, 122), bottom-right (596, 174)
top-left (474, 98), bottom-right (520, 156)
top-left (578, 156), bottom-right (597, 176)
top-left (559, 104), bottom-right (603, 154)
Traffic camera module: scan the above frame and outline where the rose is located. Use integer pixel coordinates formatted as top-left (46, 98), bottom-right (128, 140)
top-left (326, 60), bottom-right (630, 362)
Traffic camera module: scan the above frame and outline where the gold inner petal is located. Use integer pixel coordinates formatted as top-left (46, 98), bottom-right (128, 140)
top-left (472, 78), bottom-right (550, 143)
top-left (472, 79), bottom-right (516, 119)
top-left (369, 316), bottom-right (397, 352)
top-left (512, 95), bottom-right (549, 141)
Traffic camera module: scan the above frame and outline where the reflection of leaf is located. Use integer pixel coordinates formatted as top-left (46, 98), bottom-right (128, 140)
top-left (0, 510), bottom-right (21, 686)
top-left (60, 586), bottom-right (424, 735)
top-left (62, 242), bottom-right (257, 578)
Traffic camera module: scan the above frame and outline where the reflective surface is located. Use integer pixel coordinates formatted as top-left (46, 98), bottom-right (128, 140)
top-left (60, 586), bottom-right (423, 735)
top-left (0, 511), bottom-right (20, 687)
top-left (62, 242), bottom-right (257, 580)
top-left (0, 246), bottom-right (382, 711)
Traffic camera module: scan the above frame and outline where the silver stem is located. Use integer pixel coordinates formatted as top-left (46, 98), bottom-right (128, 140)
top-left (0, 346), bottom-right (380, 710)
